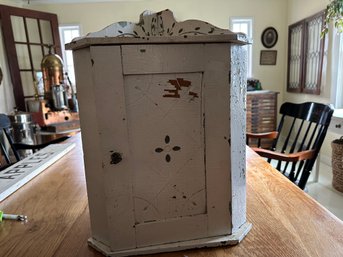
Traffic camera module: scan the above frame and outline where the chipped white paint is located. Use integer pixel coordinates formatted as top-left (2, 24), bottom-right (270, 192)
top-left (70, 9), bottom-right (250, 256)
top-left (66, 9), bottom-right (249, 51)
top-left (88, 222), bottom-right (252, 257)
top-left (73, 9), bottom-right (246, 40)
top-left (230, 45), bottom-right (248, 232)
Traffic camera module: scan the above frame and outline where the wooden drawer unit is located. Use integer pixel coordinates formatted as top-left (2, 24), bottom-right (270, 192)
top-left (329, 110), bottom-right (343, 135)
top-left (68, 10), bottom-right (251, 256)
top-left (246, 91), bottom-right (278, 147)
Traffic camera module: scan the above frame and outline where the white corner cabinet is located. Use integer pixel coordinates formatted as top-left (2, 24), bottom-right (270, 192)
top-left (67, 9), bottom-right (251, 257)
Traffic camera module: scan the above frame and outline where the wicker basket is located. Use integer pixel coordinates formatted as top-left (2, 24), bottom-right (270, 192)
top-left (332, 136), bottom-right (343, 193)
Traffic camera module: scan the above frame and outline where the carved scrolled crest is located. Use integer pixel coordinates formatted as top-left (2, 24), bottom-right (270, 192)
top-left (79, 9), bottom-right (247, 39)
top-left (67, 9), bottom-right (249, 49)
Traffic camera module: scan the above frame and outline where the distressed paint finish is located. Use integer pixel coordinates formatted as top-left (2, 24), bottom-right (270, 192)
top-left (69, 9), bottom-right (249, 256)
top-left (73, 48), bottom-right (111, 248)
top-left (74, 46), bottom-right (137, 251)
top-left (124, 73), bottom-right (206, 224)
top-left (230, 45), bottom-right (247, 233)
top-left (74, 9), bottom-right (246, 40)
top-left (203, 43), bottom-right (232, 237)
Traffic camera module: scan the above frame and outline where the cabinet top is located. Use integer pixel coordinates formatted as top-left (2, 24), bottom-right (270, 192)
top-left (66, 9), bottom-right (249, 50)
top-left (247, 90), bottom-right (280, 95)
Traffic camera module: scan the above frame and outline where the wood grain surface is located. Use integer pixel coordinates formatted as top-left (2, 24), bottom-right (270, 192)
top-left (0, 133), bottom-right (342, 257)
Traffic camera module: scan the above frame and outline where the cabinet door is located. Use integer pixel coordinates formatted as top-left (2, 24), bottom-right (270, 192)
top-left (125, 72), bottom-right (207, 246)
top-left (84, 44), bottom-right (233, 249)
top-left (121, 44), bottom-right (232, 247)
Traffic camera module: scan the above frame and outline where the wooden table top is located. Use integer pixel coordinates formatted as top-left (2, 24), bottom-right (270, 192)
top-left (1, 133), bottom-right (343, 257)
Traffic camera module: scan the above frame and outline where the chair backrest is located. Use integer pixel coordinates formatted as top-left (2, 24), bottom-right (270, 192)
top-left (270, 102), bottom-right (333, 189)
top-left (0, 114), bottom-right (20, 169)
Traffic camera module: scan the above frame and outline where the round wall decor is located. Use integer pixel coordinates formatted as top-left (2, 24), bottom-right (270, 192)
top-left (261, 27), bottom-right (278, 48)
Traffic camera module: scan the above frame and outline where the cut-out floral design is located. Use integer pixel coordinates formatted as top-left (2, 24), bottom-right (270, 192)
top-left (155, 135), bottom-right (181, 163)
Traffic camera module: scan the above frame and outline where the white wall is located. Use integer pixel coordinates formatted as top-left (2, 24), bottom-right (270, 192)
top-left (287, 0), bottom-right (340, 165)
top-left (0, 0), bottom-right (288, 112)
top-left (1, 0), bottom-right (338, 166)
top-left (286, 0), bottom-right (330, 104)
top-left (30, 0), bottom-right (288, 104)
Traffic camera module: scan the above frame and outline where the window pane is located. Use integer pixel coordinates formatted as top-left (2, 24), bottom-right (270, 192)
top-left (15, 44), bottom-right (30, 69)
top-left (40, 20), bottom-right (53, 45)
top-left (240, 24), bottom-right (248, 34)
top-left (304, 16), bottom-right (322, 90)
top-left (289, 24), bottom-right (303, 89)
top-left (230, 18), bottom-right (252, 77)
top-left (26, 18), bottom-right (40, 43)
top-left (64, 29), bottom-right (76, 43)
top-left (11, 16), bottom-right (26, 42)
top-left (60, 25), bottom-right (80, 90)
top-left (43, 45), bottom-right (50, 55)
top-left (30, 45), bottom-right (43, 70)
top-left (20, 71), bottom-right (35, 96)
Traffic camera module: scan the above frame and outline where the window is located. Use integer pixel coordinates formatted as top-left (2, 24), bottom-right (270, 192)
top-left (59, 25), bottom-right (80, 88)
top-left (287, 11), bottom-right (325, 95)
top-left (0, 5), bottom-right (61, 110)
top-left (331, 30), bottom-right (343, 109)
top-left (230, 17), bottom-right (253, 77)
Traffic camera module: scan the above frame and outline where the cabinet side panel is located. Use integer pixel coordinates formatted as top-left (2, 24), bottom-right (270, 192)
top-left (204, 44), bottom-right (232, 236)
top-left (230, 44), bottom-right (247, 232)
top-left (73, 48), bottom-right (110, 246)
top-left (89, 45), bottom-right (136, 251)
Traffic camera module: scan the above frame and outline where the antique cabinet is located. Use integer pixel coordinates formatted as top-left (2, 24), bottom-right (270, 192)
top-left (67, 10), bottom-right (251, 257)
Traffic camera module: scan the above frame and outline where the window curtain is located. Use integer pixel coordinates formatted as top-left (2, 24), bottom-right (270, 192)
top-left (331, 29), bottom-right (343, 109)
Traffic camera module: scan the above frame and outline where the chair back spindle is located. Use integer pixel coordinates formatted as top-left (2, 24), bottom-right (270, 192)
top-left (247, 102), bottom-right (334, 190)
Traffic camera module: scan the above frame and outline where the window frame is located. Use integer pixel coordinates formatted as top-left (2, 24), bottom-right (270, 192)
top-left (287, 11), bottom-right (325, 95)
top-left (330, 28), bottom-right (343, 109)
top-left (59, 24), bottom-right (80, 88)
top-left (0, 4), bottom-right (61, 110)
top-left (230, 17), bottom-right (253, 77)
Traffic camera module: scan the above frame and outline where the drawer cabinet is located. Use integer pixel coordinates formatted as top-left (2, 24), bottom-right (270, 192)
top-left (329, 111), bottom-right (343, 135)
top-left (246, 91), bottom-right (279, 147)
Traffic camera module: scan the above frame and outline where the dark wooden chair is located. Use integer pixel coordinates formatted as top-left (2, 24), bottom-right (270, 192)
top-left (0, 113), bottom-right (70, 171)
top-left (246, 102), bottom-right (334, 190)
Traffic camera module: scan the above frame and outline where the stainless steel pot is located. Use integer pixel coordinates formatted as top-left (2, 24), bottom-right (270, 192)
top-left (8, 111), bottom-right (35, 158)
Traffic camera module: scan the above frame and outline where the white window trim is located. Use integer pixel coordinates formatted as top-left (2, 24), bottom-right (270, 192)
top-left (229, 17), bottom-right (253, 77)
top-left (59, 24), bottom-right (81, 63)
top-left (330, 28), bottom-right (343, 109)
top-left (59, 24), bottom-right (81, 89)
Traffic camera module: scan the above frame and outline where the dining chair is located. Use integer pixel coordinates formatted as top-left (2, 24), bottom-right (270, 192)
top-left (0, 113), bottom-right (70, 171)
top-left (246, 102), bottom-right (334, 190)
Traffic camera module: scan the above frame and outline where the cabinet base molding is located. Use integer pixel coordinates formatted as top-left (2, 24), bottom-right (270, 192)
top-left (88, 222), bottom-right (252, 257)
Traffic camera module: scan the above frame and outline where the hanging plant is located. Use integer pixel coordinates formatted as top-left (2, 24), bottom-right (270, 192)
top-left (322, 0), bottom-right (343, 35)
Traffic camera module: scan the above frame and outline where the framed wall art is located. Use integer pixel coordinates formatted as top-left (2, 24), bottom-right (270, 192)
top-left (261, 27), bottom-right (278, 48)
top-left (260, 50), bottom-right (277, 65)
